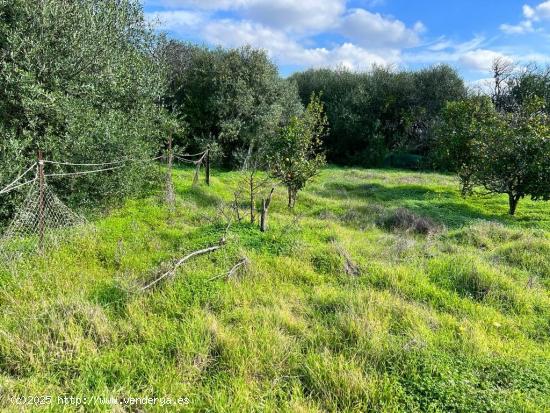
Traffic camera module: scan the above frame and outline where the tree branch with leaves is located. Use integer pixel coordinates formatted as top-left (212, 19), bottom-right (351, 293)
top-left (268, 93), bottom-right (328, 208)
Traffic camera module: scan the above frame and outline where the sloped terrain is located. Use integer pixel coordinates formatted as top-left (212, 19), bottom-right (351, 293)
top-left (0, 167), bottom-right (549, 412)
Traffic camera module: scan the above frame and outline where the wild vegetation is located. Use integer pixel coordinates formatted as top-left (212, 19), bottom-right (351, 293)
top-left (0, 0), bottom-right (171, 223)
top-left (290, 65), bottom-right (467, 166)
top-left (1, 1), bottom-right (550, 411)
top-left (1, 166), bottom-right (549, 412)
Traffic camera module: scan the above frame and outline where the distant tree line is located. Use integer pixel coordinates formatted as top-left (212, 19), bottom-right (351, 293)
top-left (289, 65), bottom-right (467, 167)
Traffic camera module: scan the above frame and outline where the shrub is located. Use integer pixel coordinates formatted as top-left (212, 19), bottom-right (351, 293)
top-left (378, 208), bottom-right (441, 235)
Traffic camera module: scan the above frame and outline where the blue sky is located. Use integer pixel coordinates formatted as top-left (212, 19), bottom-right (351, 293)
top-left (143, 0), bottom-right (550, 83)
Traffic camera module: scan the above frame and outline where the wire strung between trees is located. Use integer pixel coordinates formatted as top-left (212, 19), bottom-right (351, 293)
top-left (1, 146), bottom-right (209, 197)
top-left (43, 155), bottom-right (164, 167)
top-left (1, 154), bottom-right (166, 195)
top-left (44, 155), bottom-right (164, 178)
top-left (177, 150), bottom-right (207, 158)
top-left (0, 163), bottom-right (37, 195)
top-left (173, 150), bottom-right (207, 163)
top-left (174, 156), bottom-right (199, 164)
top-left (0, 177), bottom-right (37, 195)
top-left (45, 164), bottom-right (127, 178)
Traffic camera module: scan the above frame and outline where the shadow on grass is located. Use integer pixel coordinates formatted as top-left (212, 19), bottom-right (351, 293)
top-left (316, 182), bottom-right (520, 229)
top-left (317, 182), bottom-right (455, 202)
top-left (177, 186), bottom-right (222, 208)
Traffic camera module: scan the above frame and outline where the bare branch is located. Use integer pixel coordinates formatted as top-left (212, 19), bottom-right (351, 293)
top-left (140, 242), bottom-right (224, 291)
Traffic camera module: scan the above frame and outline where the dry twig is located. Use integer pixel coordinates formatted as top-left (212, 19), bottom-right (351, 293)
top-left (140, 242), bottom-right (224, 291)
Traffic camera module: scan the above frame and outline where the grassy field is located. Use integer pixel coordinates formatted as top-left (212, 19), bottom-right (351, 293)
top-left (1, 166), bottom-right (549, 412)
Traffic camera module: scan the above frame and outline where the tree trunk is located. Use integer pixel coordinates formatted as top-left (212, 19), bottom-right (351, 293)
top-left (260, 188), bottom-right (274, 232)
top-left (290, 189), bottom-right (297, 208)
top-left (205, 149), bottom-right (210, 186)
top-left (165, 133), bottom-right (175, 210)
top-left (288, 187), bottom-right (292, 208)
top-left (508, 193), bottom-right (519, 216)
top-left (38, 150), bottom-right (45, 252)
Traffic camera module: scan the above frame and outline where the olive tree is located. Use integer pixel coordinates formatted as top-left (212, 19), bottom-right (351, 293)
top-left (268, 94), bottom-right (327, 208)
top-left (0, 0), bottom-right (168, 222)
top-left (161, 42), bottom-right (302, 167)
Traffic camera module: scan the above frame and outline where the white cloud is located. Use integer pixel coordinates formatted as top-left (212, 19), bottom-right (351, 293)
top-left (146, 10), bottom-right (205, 32)
top-left (242, 0), bottom-right (345, 33)
top-left (324, 43), bottom-right (400, 69)
top-left (524, 1), bottom-right (550, 20)
top-left (500, 20), bottom-right (534, 34)
top-left (202, 19), bottom-right (397, 69)
top-left (403, 36), bottom-right (486, 64)
top-left (340, 9), bottom-right (423, 49)
top-left (147, 2), bottom-right (413, 70)
top-left (146, 0), bottom-right (345, 33)
top-left (427, 39), bottom-right (454, 51)
top-left (145, 0), bottom-right (248, 9)
top-left (466, 77), bottom-right (495, 94)
top-left (459, 49), bottom-right (513, 71)
top-left (501, 1), bottom-right (550, 34)
top-left (523, 4), bottom-right (536, 19)
top-left (403, 37), bottom-right (522, 75)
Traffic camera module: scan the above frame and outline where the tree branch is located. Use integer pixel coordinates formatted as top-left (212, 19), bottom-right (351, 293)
top-left (140, 242), bottom-right (224, 291)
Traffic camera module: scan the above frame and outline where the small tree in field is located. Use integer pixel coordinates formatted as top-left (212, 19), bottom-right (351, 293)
top-left (269, 94), bottom-right (327, 207)
top-left (437, 96), bottom-right (550, 215)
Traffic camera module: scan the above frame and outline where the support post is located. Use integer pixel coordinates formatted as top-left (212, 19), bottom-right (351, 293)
top-left (166, 133), bottom-right (175, 210)
top-left (260, 188), bottom-right (274, 232)
top-left (38, 150), bottom-right (45, 252)
top-left (205, 149), bottom-right (210, 186)
top-left (250, 174), bottom-right (255, 224)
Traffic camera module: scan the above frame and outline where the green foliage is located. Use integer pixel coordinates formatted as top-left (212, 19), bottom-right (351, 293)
top-left (290, 65), bottom-right (466, 166)
top-left (268, 94), bottom-right (327, 207)
top-left (162, 42), bottom-right (303, 166)
top-left (436, 96), bottom-right (550, 215)
top-left (0, 0), bottom-right (169, 224)
top-left (434, 96), bottom-right (496, 173)
top-left (1, 166), bottom-right (549, 411)
top-left (510, 66), bottom-right (550, 114)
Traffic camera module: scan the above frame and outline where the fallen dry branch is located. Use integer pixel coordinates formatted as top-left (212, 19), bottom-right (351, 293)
top-left (140, 243), bottom-right (223, 291)
top-left (332, 241), bottom-right (361, 276)
top-left (208, 257), bottom-right (248, 281)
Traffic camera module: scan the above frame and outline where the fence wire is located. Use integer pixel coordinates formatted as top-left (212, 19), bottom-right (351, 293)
top-left (0, 179), bottom-right (88, 261)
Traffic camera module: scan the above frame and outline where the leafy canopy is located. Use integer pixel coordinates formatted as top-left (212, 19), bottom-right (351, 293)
top-left (268, 94), bottom-right (328, 207)
top-left (437, 96), bottom-right (550, 215)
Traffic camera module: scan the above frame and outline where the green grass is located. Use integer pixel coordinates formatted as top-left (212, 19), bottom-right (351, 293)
top-left (1, 166), bottom-right (549, 412)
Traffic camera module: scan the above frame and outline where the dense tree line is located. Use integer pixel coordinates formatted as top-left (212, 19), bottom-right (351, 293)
top-left (289, 65), bottom-right (467, 167)
top-left (1, 1), bottom-right (547, 220)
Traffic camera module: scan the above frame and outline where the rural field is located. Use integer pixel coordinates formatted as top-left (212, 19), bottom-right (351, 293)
top-left (1, 165), bottom-right (549, 412)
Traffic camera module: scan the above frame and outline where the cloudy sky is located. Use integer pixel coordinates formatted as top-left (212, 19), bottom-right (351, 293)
top-left (143, 0), bottom-right (550, 82)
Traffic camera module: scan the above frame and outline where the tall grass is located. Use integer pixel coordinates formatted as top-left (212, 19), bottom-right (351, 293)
top-left (0, 166), bottom-right (549, 412)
